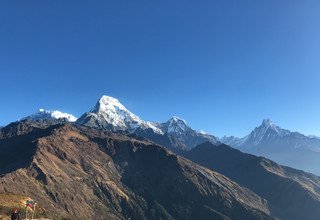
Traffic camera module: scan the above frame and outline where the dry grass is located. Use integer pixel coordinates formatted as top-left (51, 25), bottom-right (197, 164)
top-left (0, 193), bottom-right (51, 220)
top-left (0, 193), bottom-right (28, 218)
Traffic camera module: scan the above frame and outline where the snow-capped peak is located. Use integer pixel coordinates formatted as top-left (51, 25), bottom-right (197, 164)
top-left (259, 119), bottom-right (289, 134)
top-left (78, 95), bottom-right (163, 134)
top-left (247, 119), bottom-right (291, 146)
top-left (170, 116), bottom-right (187, 123)
top-left (166, 116), bottom-right (189, 134)
top-left (94, 95), bottom-right (127, 113)
top-left (23, 109), bottom-right (77, 122)
top-left (76, 95), bottom-right (221, 147)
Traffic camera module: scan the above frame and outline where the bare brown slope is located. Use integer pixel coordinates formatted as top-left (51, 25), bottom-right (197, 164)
top-left (0, 122), bottom-right (273, 219)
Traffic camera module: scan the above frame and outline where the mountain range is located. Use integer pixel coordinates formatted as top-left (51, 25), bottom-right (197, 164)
top-left (75, 95), bottom-right (219, 151)
top-left (20, 95), bottom-right (320, 174)
top-left (221, 119), bottom-right (320, 152)
top-left (0, 120), bottom-right (273, 220)
top-left (2, 95), bottom-right (320, 219)
top-left (221, 119), bottom-right (320, 174)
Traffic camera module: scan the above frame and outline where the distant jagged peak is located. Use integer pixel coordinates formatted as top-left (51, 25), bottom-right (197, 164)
top-left (169, 116), bottom-right (187, 123)
top-left (219, 135), bottom-right (244, 147)
top-left (256, 119), bottom-right (289, 135)
top-left (165, 116), bottom-right (189, 134)
top-left (168, 116), bottom-right (188, 126)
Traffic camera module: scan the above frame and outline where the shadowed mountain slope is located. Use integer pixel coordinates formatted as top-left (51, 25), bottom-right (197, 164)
top-left (0, 121), bottom-right (272, 220)
top-left (184, 142), bottom-right (320, 220)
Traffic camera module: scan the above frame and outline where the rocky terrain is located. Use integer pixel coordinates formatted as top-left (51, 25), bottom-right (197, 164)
top-left (0, 120), bottom-right (272, 219)
top-left (3, 96), bottom-right (320, 219)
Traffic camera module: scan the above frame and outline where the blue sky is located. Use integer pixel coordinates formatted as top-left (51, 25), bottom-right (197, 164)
top-left (1, 1), bottom-right (320, 137)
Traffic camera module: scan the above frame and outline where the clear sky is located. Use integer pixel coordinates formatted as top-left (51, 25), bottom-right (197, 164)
top-left (1, 1), bottom-right (320, 137)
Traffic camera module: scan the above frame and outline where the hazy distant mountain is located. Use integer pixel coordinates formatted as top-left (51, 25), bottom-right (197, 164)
top-left (222, 119), bottom-right (320, 151)
top-left (77, 96), bottom-right (219, 150)
top-left (220, 135), bottom-right (243, 147)
top-left (184, 141), bottom-right (320, 220)
top-left (0, 120), bottom-right (272, 219)
top-left (221, 119), bottom-right (320, 174)
top-left (22, 109), bottom-right (77, 122)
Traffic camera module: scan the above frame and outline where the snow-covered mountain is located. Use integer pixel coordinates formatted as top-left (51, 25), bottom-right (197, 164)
top-left (76, 96), bottom-right (163, 134)
top-left (154, 116), bottom-right (219, 148)
top-left (76, 96), bottom-right (219, 149)
top-left (9, 96), bottom-right (320, 174)
top-left (222, 119), bottom-right (289, 148)
top-left (159, 116), bottom-right (189, 135)
top-left (222, 119), bottom-right (320, 151)
top-left (221, 119), bottom-right (320, 174)
top-left (243, 119), bottom-right (293, 148)
top-left (22, 109), bottom-right (77, 122)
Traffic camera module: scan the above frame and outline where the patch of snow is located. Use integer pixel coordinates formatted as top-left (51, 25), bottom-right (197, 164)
top-left (51, 110), bottom-right (78, 122)
top-left (23, 109), bottom-right (78, 122)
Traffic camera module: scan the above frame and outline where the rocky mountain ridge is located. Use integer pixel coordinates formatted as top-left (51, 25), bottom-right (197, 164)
top-left (0, 120), bottom-right (272, 219)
